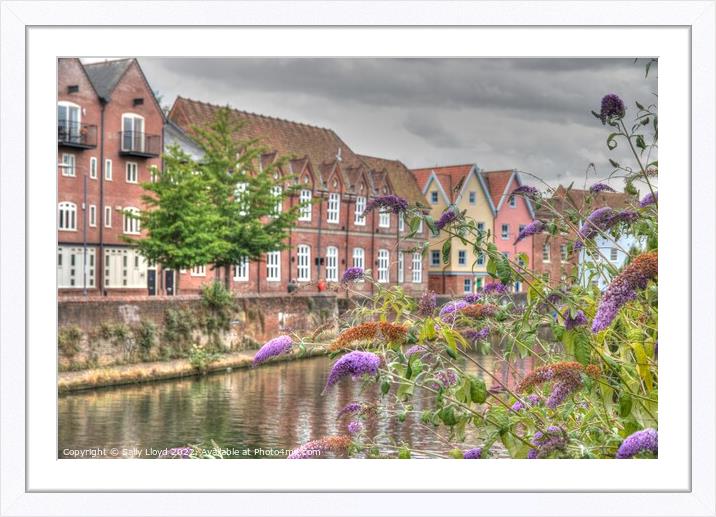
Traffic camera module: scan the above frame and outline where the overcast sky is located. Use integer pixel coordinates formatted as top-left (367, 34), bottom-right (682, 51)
top-left (135, 57), bottom-right (657, 189)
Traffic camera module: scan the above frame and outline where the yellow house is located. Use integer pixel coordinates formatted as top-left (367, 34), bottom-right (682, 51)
top-left (412, 164), bottom-right (496, 295)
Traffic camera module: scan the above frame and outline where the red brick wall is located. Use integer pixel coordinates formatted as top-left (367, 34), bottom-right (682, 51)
top-left (531, 232), bottom-right (579, 287)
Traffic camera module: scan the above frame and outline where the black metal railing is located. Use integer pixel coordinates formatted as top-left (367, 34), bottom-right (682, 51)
top-left (119, 131), bottom-right (161, 157)
top-left (58, 121), bottom-right (98, 148)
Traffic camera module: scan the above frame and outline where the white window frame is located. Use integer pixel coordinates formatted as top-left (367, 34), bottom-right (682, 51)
top-left (57, 246), bottom-right (96, 289)
top-left (60, 153), bottom-right (76, 177)
top-left (121, 113), bottom-right (145, 153)
top-left (509, 195), bottom-right (517, 208)
top-left (610, 247), bottom-right (619, 261)
top-left (326, 246), bottom-right (338, 282)
top-left (190, 265), bottom-right (206, 277)
top-left (417, 220), bottom-right (424, 234)
top-left (477, 222), bottom-right (485, 233)
top-left (57, 101), bottom-right (81, 143)
top-left (398, 252), bottom-right (405, 283)
top-left (327, 192), bottom-right (340, 223)
top-left (431, 250), bottom-right (440, 266)
top-left (89, 157), bottom-right (97, 179)
top-left (298, 189), bottom-right (312, 221)
top-left (377, 249), bottom-right (389, 283)
top-left (561, 244), bottom-right (569, 262)
top-left (469, 191), bottom-right (477, 205)
top-left (399, 213), bottom-right (405, 232)
top-left (501, 224), bottom-right (510, 240)
top-left (271, 185), bottom-right (283, 215)
top-left (411, 252), bottom-right (422, 283)
top-left (89, 205), bottom-right (96, 227)
top-left (105, 159), bottom-right (112, 181)
top-left (514, 281), bottom-right (522, 293)
top-left (58, 202), bottom-right (77, 231)
top-left (234, 257), bottom-right (249, 281)
top-left (266, 251), bottom-right (281, 282)
top-left (126, 162), bottom-right (139, 184)
top-left (352, 247), bottom-right (365, 270)
top-left (296, 245), bottom-right (311, 282)
top-left (379, 210), bottom-right (390, 228)
top-left (104, 206), bottom-right (112, 228)
top-left (354, 196), bottom-right (366, 225)
top-left (464, 278), bottom-right (472, 293)
top-left (542, 243), bottom-right (551, 262)
top-left (477, 251), bottom-right (485, 266)
top-left (430, 191), bottom-right (439, 204)
top-left (122, 207), bottom-right (141, 235)
top-left (458, 250), bottom-right (467, 265)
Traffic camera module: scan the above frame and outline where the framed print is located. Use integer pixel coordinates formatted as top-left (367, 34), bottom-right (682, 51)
top-left (1, 1), bottom-right (715, 516)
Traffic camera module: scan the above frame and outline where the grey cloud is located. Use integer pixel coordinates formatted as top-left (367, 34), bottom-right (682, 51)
top-left (134, 57), bottom-right (657, 190)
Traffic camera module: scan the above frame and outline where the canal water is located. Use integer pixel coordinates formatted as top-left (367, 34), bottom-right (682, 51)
top-left (58, 354), bottom-right (532, 459)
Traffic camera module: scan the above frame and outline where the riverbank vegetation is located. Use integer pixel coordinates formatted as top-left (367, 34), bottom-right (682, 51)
top-left (255, 87), bottom-right (658, 459)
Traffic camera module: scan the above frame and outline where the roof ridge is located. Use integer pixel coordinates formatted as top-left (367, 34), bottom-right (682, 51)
top-left (83, 58), bottom-right (133, 67)
top-left (411, 162), bottom-right (475, 171)
top-left (176, 96), bottom-right (334, 132)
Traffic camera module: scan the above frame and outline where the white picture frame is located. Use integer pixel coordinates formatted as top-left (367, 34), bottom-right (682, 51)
top-left (1, 1), bottom-right (714, 516)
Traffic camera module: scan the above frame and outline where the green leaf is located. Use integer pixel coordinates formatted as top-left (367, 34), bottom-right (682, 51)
top-left (470, 377), bottom-right (488, 404)
top-left (574, 331), bottom-right (591, 365)
top-left (441, 239), bottom-right (452, 264)
top-left (448, 448), bottom-right (464, 459)
top-left (618, 393), bottom-right (633, 418)
top-left (381, 380), bottom-right (391, 395)
top-left (608, 158), bottom-right (620, 168)
top-left (398, 446), bottom-right (411, 459)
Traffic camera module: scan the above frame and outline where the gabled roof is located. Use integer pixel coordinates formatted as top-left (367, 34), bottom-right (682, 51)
top-left (359, 155), bottom-right (428, 206)
top-left (482, 169), bottom-right (536, 218)
top-left (169, 96), bottom-right (367, 191)
top-left (83, 59), bottom-right (133, 100)
top-left (411, 164), bottom-right (474, 203)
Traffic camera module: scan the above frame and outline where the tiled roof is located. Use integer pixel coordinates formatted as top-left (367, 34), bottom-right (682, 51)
top-left (539, 186), bottom-right (635, 219)
top-left (83, 59), bottom-right (133, 100)
top-left (359, 155), bottom-right (428, 206)
top-left (169, 96), bottom-right (366, 190)
top-left (481, 170), bottom-right (514, 209)
top-left (411, 164), bottom-right (474, 203)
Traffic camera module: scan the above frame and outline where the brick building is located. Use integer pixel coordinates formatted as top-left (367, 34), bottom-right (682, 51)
top-left (531, 185), bottom-right (636, 288)
top-left (57, 58), bottom-right (164, 296)
top-left (165, 97), bottom-right (429, 296)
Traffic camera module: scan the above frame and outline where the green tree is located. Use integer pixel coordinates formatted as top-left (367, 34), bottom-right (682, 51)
top-left (129, 107), bottom-right (301, 292)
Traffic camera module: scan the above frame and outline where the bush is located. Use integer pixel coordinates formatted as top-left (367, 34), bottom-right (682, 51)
top-left (58, 325), bottom-right (83, 357)
top-left (133, 320), bottom-right (158, 360)
top-left (188, 344), bottom-right (218, 372)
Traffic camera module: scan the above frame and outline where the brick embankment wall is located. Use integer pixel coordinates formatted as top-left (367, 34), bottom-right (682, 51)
top-left (57, 293), bottom-right (340, 371)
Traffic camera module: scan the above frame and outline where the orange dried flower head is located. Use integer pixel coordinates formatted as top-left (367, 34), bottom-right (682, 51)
top-left (287, 435), bottom-right (352, 459)
top-left (459, 304), bottom-right (497, 319)
top-left (329, 321), bottom-right (408, 352)
top-left (517, 361), bottom-right (601, 409)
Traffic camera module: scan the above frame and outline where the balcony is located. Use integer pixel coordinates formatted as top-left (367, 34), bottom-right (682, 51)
top-left (119, 131), bottom-right (161, 158)
top-left (58, 122), bottom-right (97, 149)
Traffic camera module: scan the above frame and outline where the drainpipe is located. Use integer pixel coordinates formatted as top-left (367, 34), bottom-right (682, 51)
top-left (370, 209), bottom-right (375, 296)
top-left (344, 195), bottom-right (351, 297)
top-left (288, 192), bottom-right (293, 289)
top-left (98, 99), bottom-right (107, 295)
top-left (316, 193), bottom-right (324, 286)
top-left (82, 174), bottom-right (87, 296)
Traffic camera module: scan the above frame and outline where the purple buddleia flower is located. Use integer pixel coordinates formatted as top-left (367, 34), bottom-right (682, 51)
top-left (418, 290), bottom-right (437, 316)
top-left (599, 94), bottom-right (626, 124)
top-left (337, 402), bottom-right (362, 419)
top-left (512, 394), bottom-right (541, 412)
top-left (439, 300), bottom-right (469, 323)
top-left (563, 309), bottom-right (588, 330)
top-left (463, 292), bottom-right (481, 303)
top-left (253, 335), bottom-right (293, 366)
top-left (616, 428), bottom-right (658, 459)
top-left (464, 326), bottom-right (490, 343)
top-left (432, 369), bottom-right (458, 389)
top-left (435, 208), bottom-right (458, 232)
top-left (589, 183), bottom-right (616, 193)
top-left (323, 351), bottom-right (381, 393)
top-left (514, 220), bottom-right (544, 245)
top-left (528, 426), bottom-right (567, 458)
top-left (575, 207), bottom-right (638, 250)
top-left (405, 345), bottom-right (427, 358)
top-left (463, 447), bottom-right (484, 459)
top-left (341, 267), bottom-right (364, 283)
top-left (512, 185), bottom-right (539, 197)
top-left (546, 374), bottom-right (581, 409)
top-left (639, 191), bottom-right (658, 207)
top-left (483, 282), bottom-right (508, 295)
top-left (592, 251), bottom-right (657, 332)
top-left (347, 421), bottom-right (363, 435)
top-left (364, 194), bottom-right (409, 214)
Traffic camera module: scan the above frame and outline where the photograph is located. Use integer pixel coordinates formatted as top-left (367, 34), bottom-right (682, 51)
top-left (56, 56), bottom-right (659, 461)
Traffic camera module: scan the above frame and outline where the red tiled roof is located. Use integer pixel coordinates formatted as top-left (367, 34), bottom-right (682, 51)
top-left (481, 170), bottom-right (514, 208)
top-left (358, 155), bottom-right (428, 206)
top-left (411, 164), bottom-right (474, 203)
top-left (545, 186), bottom-right (634, 217)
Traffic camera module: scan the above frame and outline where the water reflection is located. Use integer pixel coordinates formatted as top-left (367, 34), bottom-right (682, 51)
top-left (58, 354), bottom-right (532, 459)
